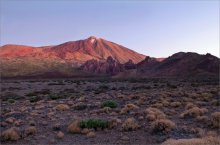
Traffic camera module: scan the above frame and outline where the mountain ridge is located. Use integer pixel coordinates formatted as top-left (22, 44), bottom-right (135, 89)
top-left (0, 36), bottom-right (146, 64)
top-left (0, 36), bottom-right (146, 78)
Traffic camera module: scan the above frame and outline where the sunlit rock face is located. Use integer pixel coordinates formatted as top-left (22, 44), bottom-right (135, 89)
top-left (80, 56), bottom-right (123, 75)
top-left (0, 36), bottom-right (145, 77)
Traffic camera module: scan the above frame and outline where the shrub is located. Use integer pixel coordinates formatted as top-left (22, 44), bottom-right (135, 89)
top-left (26, 91), bottom-right (39, 97)
top-left (2, 93), bottom-right (23, 101)
top-left (196, 115), bottom-right (209, 123)
top-left (162, 136), bottom-right (220, 145)
top-left (101, 100), bottom-right (118, 108)
top-left (49, 95), bottom-right (61, 100)
top-left (108, 118), bottom-right (121, 129)
top-left (167, 83), bottom-right (177, 89)
top-left (185, 102), bottom-right (195, 109)
top-left (180, 107), bottom-right (208, 118)
top-left (101, 107), bottom-right (112, 113)
top-left (29, 96), bottom-right (41, 103)
top-left (73, 102), bottom-right (87, 110)
top-left (99, 85), bottom-right (109, 90)
top-left (211, 112), bottom-right (220, 128)
top-left (55, 104), bottom-right (70, 111)
top-left (145, 107), bottom-right (166, 121)
top-left (25, 126), bottom-right (37, 136)
top-left (80, 119), bottom-right (109, 130)
top-left (122, 118), bottom-right (139, 131)
top-left (8, 99), bottom-right (15, 104)
top-left (120, 104), bottom-right (139, 114)
top-left (67, 120), bottom-right (81, 133)
top-left (170, 102), bottom-right (181, 108)
top-left (151, 119), bottom-right (176, 134)
top-left (1, 127), bottom-right (20, 141)
top-left (152, 103), bottom-right (163, 108)
top-left (86, 131), bottom-right (96, 138)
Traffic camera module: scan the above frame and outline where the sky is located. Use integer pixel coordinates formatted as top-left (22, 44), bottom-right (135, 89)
top-left (0, 0), bottom-right (219, 57)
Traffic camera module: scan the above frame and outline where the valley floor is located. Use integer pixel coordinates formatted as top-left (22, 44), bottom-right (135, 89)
top-left (0, 77), bottom-right (220, 145)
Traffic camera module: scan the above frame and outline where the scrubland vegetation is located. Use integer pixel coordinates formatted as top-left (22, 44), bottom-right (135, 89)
top-left (0, 77), bottom-right (219, 144)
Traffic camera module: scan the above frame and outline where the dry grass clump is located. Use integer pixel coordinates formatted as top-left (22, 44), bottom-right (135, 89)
top-left (25, 126), bottom-right (37, 136)
top-left (86, 131), bottom-right (96, 138)
top-left (55, 104), bottom-right (70, 111)
top-left (196, 115), bottom-right (209, 123)
top-left (161, 100), bottom-right (169, 107)
top-left (185, 102), bottom-right (195, 109)
top-left (151, 103), bottom-right (163, 108)
top-left (120, 104), bottom-right (139, 114)
top-left (180, 106), bottom-right (208, 118)
top-left (101, 107), bottom-right (112, 113)
top-left (109, 118), bottom-right (122, 129)
top-left (57, 131), bottom-right (64, 139)
top-left (0, 127), bottom-right (20, 141)
top-left (211, 112), bottom-right (220, 128)
top-left (162, 136), bottom-right (220, 145)
top-left (67, 120), bottom-right (81, 133)
top-left (137, 96), bottom-right (146, 105)
top-left (122, 118), bottom-right (140, 131)
top-left (151, 119), bottom-right (176, 133)
top-left (199, 92), bottom-right (212, 101)
top-left (170, 101), bottom-right (181, 108)
top-left (145, 107), bottom-right (166, 121)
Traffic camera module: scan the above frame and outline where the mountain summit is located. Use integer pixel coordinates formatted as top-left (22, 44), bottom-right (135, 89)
top-left (0, 36), bottom-right (146, 77)
top-left (0, 36), bottom-right (145, 64)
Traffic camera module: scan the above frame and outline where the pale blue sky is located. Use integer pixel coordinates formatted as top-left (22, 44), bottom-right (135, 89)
top-left (0, 0), bottom-right (219, 57)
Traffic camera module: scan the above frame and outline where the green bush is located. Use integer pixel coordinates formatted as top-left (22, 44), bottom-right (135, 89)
top-left (8, 99), bottom-right (15, 104)
top-left (26, 91), bottom-right (40, 97)
top-left (2, 93), bottom-right (23, 101)
top-left (29, 96), bottom-right (41, 103)
top-left (80, 119), bottom-right (109, 130)
top-left (101, 100), bottom-right (118, 108)
top-left (49, 95), bottom-right (60, 100)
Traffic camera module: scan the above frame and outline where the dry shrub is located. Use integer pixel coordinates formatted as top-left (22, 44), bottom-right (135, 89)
top-left (137, 97), bottom-right (146, 105)
top-left (190, 93), bottom-right (200, 99)
top-left (86, 131), bottom-right (96, 138)
top-left (151, 119), bottom-right (176, 134)
top-left (196, 115), bottom-right (209, 123)
top-left (57, 131), bottom-right (64, 139)
top-left (161, 100), bottom-right (169, 107)
top-left (151, 103), bottom-right (163, 108)
top-left (162, 136), bottom-right (220, 145)
top-left (101, 107), bottom-right (112, 113)
top-left (55, 104), bottom-right (70, 111)
top-left (1, 127), bottom-right (20, 141)
top-left (120, 104), bottom-right (139, 114)
top-left (211, 99), bottom-right (220, 106)
top-left (185, 102), bottom-right (195, 110)
top-left (170, 102), bottom-right (181, 108)
top-left (200, 93), bottom-right (212, 101)
top-left (145, 107), bottom-right (166, 121)
top-left (81, 128), bottom-right (90, 134)
top-left (211, 112), bottom-right (220, 128)
top-left (67, 120), bottom-right (81, 133)
top-left (109, 118), bottom-right (121, 129)
top-left (122, 118), bottom-right (139, 131)
top-left (25, 126), bottom-right (37, 136)
top-left (180, 107), bottom-right (208, 118)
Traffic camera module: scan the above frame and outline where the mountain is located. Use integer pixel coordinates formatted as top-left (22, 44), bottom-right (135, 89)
top-left (0, 36), bottom-right (145, 78)
top-left (0, 36), bottom-right (145, 63)
top-left (136, 52), bottom-right (219, 77)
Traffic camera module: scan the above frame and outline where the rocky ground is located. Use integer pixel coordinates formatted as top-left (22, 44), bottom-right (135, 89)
top-left (0, 77), bottom-right (220, 145)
